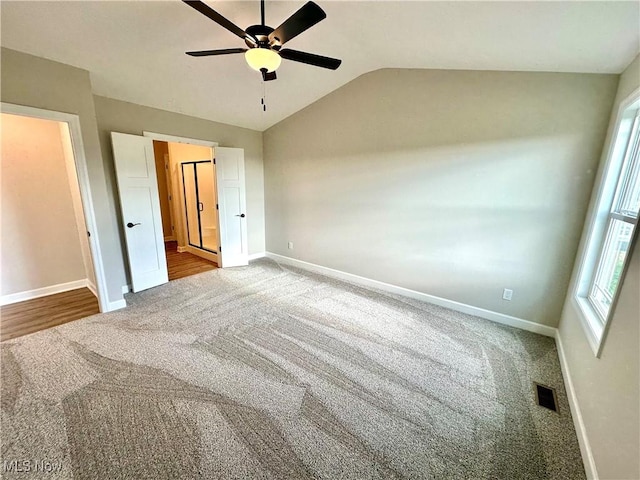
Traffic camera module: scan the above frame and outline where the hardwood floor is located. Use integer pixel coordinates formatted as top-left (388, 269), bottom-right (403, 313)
top-left (165, 241), bottom-right (218, 281)
top-left (0, 243), bottom-right (216, 342)
top-left (1, 288), bottom-right (99, 342)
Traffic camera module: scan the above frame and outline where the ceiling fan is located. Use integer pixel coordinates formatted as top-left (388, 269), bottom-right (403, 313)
top-left (182, 0), bottom-right (342, 81)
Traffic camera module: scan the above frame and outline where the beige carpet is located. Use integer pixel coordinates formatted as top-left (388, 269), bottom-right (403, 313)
top-left (1, 259), bottom-right (584, 479)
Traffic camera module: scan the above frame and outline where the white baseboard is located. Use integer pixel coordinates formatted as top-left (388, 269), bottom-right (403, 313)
top-left (555, 332), bottom-right (598, 479)
top-left (106, 298), bottom-right (127, 311)
top-left (1, 279), bottom-right (89, 306)
top-left (87, 281), bottom-right (98, 298)
top-left (185, 245), bottom-right (218, 264)
top-left (122, 285), bottom-right (131, 295)
top-left (265, 252), bottom-right (557, 338)
top-left (248, 252), bottom-right (266, 261)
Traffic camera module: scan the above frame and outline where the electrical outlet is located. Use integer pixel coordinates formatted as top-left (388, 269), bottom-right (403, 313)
top-left (503, 288), bottom-right (513, 301)
top-left (288, 241), bottom-right (294, 249)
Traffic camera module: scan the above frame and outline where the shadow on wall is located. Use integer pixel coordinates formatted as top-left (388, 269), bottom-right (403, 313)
top-left (268, 134), bottom-right (612, 326)
top-left (263, 69), bottom-right (618, 327)
top-left (276, 69), bottom-right (616, 160)
top-left (272, 133), bottom-right (593, 326)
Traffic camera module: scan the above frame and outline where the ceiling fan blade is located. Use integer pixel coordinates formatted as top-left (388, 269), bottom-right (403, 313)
top-left (186, 48), bottom-right (247, 57)
top-left (269, 1), bottom-right (326, 46)
top-left (183, 1), bottom-right (255, 44)
top-left (261, 70), bottom-right (277, 82)
top-left (279, 49), bottom-right (341, 70)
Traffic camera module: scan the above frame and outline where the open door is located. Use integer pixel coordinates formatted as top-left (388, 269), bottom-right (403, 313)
top-left (215, 147), bottom-right (249, 267)
top-left (111, 132), bottom-right (169, 292)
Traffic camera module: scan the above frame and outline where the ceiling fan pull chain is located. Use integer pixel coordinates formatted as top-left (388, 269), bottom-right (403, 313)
top-left (262, 78), bottom-right (267, 112)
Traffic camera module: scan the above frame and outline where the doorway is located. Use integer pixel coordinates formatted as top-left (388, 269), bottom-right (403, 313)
top-left (112, 131), bottom-right (248, 293)
top-left (0, 105), bottom-right (108, 340)
top-left (151, 139), bottom-right (218, 281)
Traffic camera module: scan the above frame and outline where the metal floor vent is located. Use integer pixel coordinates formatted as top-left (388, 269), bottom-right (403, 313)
top-left (534, 383), bottom-right (558, 412)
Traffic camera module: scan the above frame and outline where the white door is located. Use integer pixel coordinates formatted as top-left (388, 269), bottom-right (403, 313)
top-left (215, 147), bottom-right (249, 267)
top-left (111, 132), bottom-right (169, 292)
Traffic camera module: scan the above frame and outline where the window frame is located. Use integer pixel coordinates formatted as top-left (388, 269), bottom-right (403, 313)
top-left (573, 87), bottom-right (640, 357)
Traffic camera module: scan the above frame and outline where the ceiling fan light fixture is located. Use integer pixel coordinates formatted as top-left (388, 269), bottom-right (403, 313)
top-left (245, 47), bottom-right (281, 72)
top-left (183, 0), bottom-right (342, 79)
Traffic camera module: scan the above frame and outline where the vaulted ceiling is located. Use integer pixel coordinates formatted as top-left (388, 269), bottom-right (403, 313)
top-left (2, 1), bottom-right (638, 131)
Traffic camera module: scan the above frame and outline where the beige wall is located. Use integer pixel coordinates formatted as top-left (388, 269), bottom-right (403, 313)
top-left (92, 95), bottom-right (265, 289)
top-left (1, 48), bottom-right (125, 306)
top-left (1, 114), bottom-right (86, 295)
top-left (168, 143), bottom-right (212, 162)
top-left (152, 141), bottom-right (173, 239)
top-left (264, 68), bottom-right (618, 327)
top-left (558, 55), bottom-right (640, 480)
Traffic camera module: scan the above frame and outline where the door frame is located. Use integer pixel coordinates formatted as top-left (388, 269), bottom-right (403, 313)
top-left (161, 152), bottom-right (176, 241)
top-left (143, 132), bottom-right (218, 149)
top-left (1, 102), bottom-right (109, 312)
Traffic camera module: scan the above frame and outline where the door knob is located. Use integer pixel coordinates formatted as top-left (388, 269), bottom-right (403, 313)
top-left (126, 222), bottom-right (141, 228)
top-left (235, 214), bottom-right (246, 218)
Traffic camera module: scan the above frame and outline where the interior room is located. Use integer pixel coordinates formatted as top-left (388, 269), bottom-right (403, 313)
top-left (0, 1), bottom-right (638, 479)
top-left (0, 112), bottom-right (100, 341)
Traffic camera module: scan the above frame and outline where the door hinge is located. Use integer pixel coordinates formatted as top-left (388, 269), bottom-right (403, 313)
top-left (216, 204), bottom-right (219, 210)
top-left (213, 158), bottom-right (216, 165)
top-left (168, 194), bottom-right (172, 201)
top-left (219, 246), bottom-right (222, 252)
top-left (87, 231), bottom-right (91, 237)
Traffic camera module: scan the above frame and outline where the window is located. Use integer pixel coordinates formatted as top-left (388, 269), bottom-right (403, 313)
top-left (574, 91), bottom-right (640, 356)
top-left (588, 115), bottom-right (639, 319)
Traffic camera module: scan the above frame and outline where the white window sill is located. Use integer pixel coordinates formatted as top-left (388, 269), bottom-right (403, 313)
top-left (572, 295), bottom-right (605, 357)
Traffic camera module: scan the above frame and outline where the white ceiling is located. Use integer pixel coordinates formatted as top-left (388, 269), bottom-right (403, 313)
top-left (2, 1), bottom-right (639, 131)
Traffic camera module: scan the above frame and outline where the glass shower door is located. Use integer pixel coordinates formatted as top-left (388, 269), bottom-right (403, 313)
top-left (197, 162), bottom-right (218, 252)
top-left (181, 160), bottom-right (218, 253)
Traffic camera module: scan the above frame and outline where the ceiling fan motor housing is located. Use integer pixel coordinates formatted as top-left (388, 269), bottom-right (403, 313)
top-left (245, 24), bottom-right (280, 50)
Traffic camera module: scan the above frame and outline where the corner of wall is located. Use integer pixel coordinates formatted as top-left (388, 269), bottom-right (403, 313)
top-left (554, 329), bottom-right (599, 479)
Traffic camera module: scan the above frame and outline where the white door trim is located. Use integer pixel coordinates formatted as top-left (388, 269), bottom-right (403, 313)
top-left (1, 102), bottom-right (110, 312)
top-left (142, 131), bottom-right (218, 148)
top-left (162, 153), bottom-right (177, 242)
